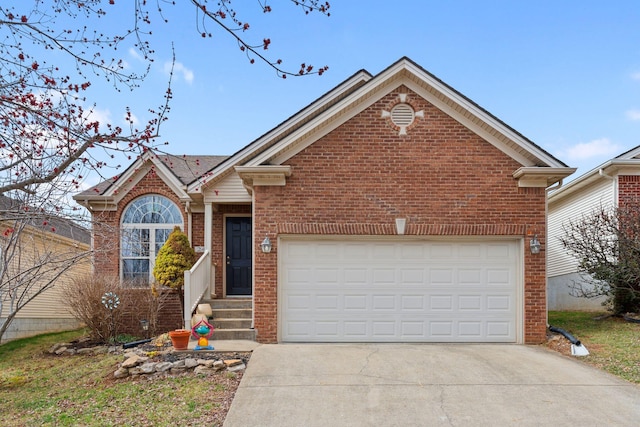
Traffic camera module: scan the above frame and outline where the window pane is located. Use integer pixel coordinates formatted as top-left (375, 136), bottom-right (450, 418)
top-left (121, 228), bottom-right (150, 257)
top-left (155, 228), bottom-right (172, 254)
top-left (122, 259), bottom-right (150, 286)
top-left (122, 195), bottom-right (182, 224)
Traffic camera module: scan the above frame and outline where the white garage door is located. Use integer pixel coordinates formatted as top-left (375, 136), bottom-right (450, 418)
top-left (280, 238), bottom-right (520, 343)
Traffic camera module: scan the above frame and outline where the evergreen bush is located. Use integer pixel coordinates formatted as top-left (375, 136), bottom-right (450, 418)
top-left (153, 226), bottom-right (196, 291)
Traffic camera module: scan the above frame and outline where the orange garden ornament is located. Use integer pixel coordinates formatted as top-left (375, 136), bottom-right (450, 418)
top-left (191, 318), bottom-right (214, 350)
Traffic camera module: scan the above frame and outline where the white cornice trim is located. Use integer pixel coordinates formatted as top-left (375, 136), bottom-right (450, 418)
top-left (401, 61), bottom-right (565, 168)
top-left (75, 153), bottom-right (192, 211)
top-left (513, 167), bottom-right (577, 188)
top-left (106, 154), bottom-right (190, 202)
top-left (234, 166), bottom-right (292, 194)
top-left (549, 159), bottom-right (640, 203)
top-left (617, 146), bottom-right (640, 160)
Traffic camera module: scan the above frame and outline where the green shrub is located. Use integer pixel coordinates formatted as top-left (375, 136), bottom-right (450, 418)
top-left (152, 226), bottom-right (196, 291)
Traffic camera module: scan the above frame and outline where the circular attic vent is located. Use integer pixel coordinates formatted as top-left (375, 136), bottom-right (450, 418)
top-left (390, 103), bottom-right (415, 127)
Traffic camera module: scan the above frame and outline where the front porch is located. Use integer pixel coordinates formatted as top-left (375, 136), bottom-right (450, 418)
top-left (183, 249), bottom-right (256, 341)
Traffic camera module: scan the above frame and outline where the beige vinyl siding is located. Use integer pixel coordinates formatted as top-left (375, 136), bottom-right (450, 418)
top-left (205, 173), bottom-right (251, 202)
top-left (1, 227), bottom-right (90, 320)
top-left (548, 179), bottom-right (614, 277)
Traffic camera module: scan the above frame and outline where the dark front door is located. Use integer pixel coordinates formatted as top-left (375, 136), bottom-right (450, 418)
top-left (226, 217), bottom-right (252, 295)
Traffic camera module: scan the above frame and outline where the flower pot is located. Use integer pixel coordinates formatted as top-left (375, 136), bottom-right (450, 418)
top-left (169, 329), bottom-right (191, 350)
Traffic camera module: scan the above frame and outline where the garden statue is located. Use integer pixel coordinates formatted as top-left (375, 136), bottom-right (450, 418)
top-left (191, 318), bottom-right (214, 350)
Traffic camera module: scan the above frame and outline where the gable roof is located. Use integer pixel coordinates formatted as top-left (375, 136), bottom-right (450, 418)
top-left (0, 195), bottom-right (90, 244)
top-left (193, 56), bottom-right (573, 193)
top-left (549, 144), bottom-right (640, 204)
top-left (76, 57), bottom-right (575, 206)
top-left (185, 68), bottom-right (374, 192)
top-left (75, 153), bottom-right (229, 199)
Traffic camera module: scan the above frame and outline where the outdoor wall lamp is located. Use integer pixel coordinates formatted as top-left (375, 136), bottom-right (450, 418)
top-left (530, 235), bottom-right (541, 254)
top-left (261, 236), bottom-right (272, 253)
top-left (139, 319), bottom-right (149, 331)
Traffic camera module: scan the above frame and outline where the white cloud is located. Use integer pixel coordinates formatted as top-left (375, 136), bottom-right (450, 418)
top-left (626, 109), bottom-right (640, 121)
top-left (129, 47), bottom-right (143, 62)
top-left (164, 61), bottom-right (194, 84)
top-left (83, 107), bottom-right (113, 131)
top-left (559, 138), bottom-right (621, 161)
top-left (123, 111), bottom-right (140, 126)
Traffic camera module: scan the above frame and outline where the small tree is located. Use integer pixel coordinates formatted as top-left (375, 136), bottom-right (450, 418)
top-left (153, 227), bottom-right (196, 318)
top-left (561, 202), bottom-right (640, 314)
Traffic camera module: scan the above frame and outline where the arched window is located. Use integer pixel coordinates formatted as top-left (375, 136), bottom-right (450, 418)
top-left (121, 195), bottom-right (182, 285)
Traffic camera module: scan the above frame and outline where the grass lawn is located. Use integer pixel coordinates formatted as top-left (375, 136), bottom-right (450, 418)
top-left (547, 311), bottom-right (640, 384)
top-left (0, 329), bottom-right (241, 426)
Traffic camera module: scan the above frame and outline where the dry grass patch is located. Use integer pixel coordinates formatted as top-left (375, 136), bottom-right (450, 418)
top-left (0, 329), bottom-right (243, 426)
top-left (546, 311), bottom-right (640, 383)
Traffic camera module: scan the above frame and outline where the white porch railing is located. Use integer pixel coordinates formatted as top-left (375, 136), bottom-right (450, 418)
top-left (183, 250), bottom-right (213, 329)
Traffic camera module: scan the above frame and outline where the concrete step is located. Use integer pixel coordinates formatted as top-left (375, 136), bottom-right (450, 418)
top-left (202, 298), bottom-right (252, 309)
top-left (197, 298), bottom-right (255, 342)
top-left (212, 318), bottom-right (252, 329)
top-left (212, 328), bottom-right (256, 341)
top-left (210, 308), bottom-right (252, 319)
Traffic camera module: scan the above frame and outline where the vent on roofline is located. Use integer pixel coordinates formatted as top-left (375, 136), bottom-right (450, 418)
top-left (390, 103), bottom-right (415, 127)
top-left (381, 93), bottom-right (424, 135)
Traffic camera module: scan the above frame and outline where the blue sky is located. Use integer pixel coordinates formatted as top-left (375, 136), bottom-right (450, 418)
top-left (82, 1), bottom-right (640, 186)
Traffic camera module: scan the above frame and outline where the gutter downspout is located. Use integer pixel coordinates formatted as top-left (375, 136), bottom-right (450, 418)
top-left (545, 179), bottom-right (564, 334)
top-left (545, 179), bottom-right (590, 356)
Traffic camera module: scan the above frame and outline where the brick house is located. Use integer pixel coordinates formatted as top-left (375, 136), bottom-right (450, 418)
top-left (74, 57), bottom-right (574, 344)
top-left (548, 146), bottom-right (640, 310)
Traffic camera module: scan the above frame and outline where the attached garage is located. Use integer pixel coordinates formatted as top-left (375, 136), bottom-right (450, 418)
top-left (279, 238), bottom-right (522, 343)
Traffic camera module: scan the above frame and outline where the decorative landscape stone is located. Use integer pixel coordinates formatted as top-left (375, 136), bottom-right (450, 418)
top-left (48, 337), bottom-right (251, 380)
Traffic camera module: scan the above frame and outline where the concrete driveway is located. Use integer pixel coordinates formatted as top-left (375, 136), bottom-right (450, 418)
top-left (224, 343), bottom-right (640, 426)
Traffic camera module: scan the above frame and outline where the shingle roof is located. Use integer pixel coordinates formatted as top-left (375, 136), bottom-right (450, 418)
top-left (75, 154), bottom-right (229, 197)
top-left (0, 195), bottom-right (91, 244)
top-left (156, 154), bottom-right (229, 185)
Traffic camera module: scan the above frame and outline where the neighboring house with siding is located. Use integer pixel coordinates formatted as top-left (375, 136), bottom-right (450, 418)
top-left (75, 57), bottom-right (575, 344)
top-left (547, 146), bottom-right (640, 310)
top-left (0, 195), bottom-right (91, 343)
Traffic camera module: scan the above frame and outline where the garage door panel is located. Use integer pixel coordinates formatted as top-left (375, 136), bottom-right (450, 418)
top-left (430, 295), bottom-right (453, 310)
top-left (458, 321), bottom-right (482, 337)
top-left (401, 295), bottom-right (425, 310)
top-left (344, 268), bottom-right (367, 284)
top-left (372, 268), bottom-right (396, 284)
top-left (280, 239), bottom-right (519, 342)
top-left (487, 295), bottom-right (512, 310)
top-left (430, 268), bottom-right (454, 284)
top-left (458, 295), bottom-right (482, 310)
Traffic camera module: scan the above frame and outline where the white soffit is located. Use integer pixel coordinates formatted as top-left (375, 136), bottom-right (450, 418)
top-left (512, 167), bottom-right (577, 188)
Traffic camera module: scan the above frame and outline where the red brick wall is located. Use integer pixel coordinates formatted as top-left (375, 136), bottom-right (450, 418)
top-left (91, 166), bottom-right (188, 281)
top-left (90, 164), bottom-right (251, 312)
top-left (117, 288), bottom-right (182, 336)
top-left (191, 212), bottom-right (205, 248)
top-left (618, 175), bottom-right (640, 206)
top-left (253, 86), bottom-right (547, 344)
